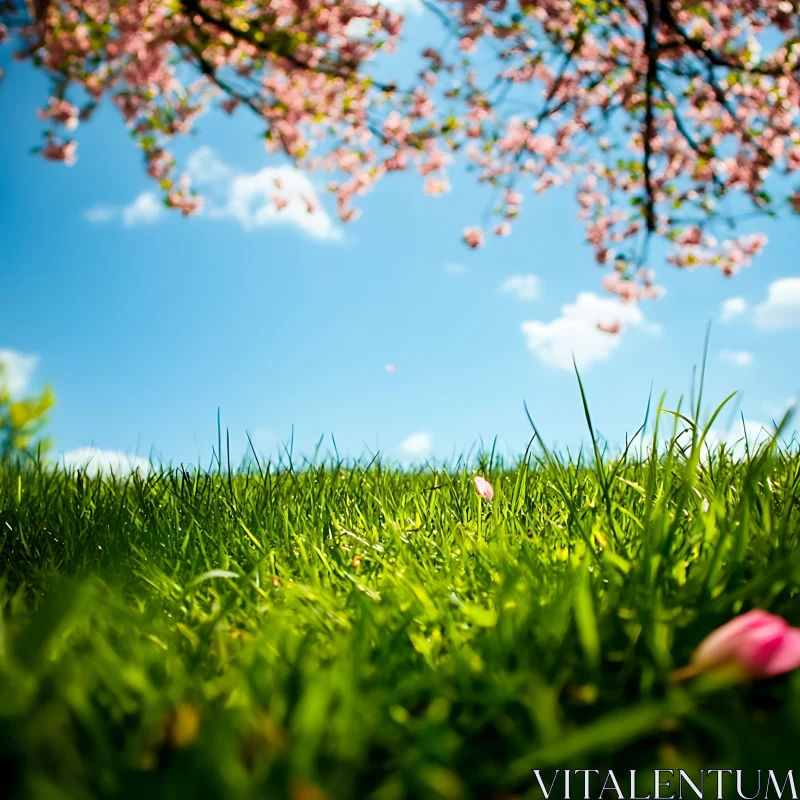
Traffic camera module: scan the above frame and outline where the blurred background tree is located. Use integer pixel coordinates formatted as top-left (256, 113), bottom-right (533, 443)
top-left (0, 363), bottom-right (55, 463)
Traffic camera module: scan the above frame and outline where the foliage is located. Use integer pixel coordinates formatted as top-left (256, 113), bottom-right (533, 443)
top-left (2, 1), bottom-right (800, 296)
top-left (0, 363), bottom-right (54, 462)
top-left (1, 398), bottom-right (799, 798)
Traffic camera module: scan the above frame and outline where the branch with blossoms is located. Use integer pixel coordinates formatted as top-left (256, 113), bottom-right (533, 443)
top-left (1, 0), bottom-right (799, 304)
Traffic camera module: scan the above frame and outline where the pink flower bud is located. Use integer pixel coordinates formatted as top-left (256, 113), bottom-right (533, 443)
top-left (691, 610), bottom-right (800, 679)
top-left (463, 226), bottom-right (485, 248)
top-left (473, 475), bottom-right (494, 501)
top-left (459, 36), bottom-right (476, 53)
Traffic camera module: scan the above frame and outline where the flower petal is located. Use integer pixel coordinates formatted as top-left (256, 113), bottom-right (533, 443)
top-left (763, 628), bottom-right (800, 677)
top-left (692, 610), bottom-right (784, 670)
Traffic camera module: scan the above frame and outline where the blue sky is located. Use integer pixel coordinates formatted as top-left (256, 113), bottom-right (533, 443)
top-left (1, 4), bottom-right (798, 471)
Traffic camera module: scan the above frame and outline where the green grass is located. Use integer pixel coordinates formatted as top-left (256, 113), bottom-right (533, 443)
top-left (1, 397), bottom-right (799, 799)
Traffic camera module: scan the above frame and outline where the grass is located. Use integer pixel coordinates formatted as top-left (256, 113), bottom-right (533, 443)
top-left (1, 391), bottom-right (799, 799)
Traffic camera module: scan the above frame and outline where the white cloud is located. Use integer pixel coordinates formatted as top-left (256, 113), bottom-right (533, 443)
top-left (400, 432), bottom-right (431, 455)
top-left (444, 262), bottom-right (468, 275)
top-left (764, 396), bottom-right (798, 420)
top-left (499, 274), bottom-right (540, 301)
top-left (210, 164), bottom-right (341, 241)
top-left (721, 297), bottom-right (747, 323)
top-left (61, 448), bottom-right (151, 477)
top-left (248, 427), bottom-right (275, 453)
top-left (520, 292), bottom-right (659, 371)
top-left (753, 278), bottom-right (800, 330)
top-left (122, 192), bottom-right (163, 227)
top-left (187, 145), bottom-right (231, 185)
top-left (83, 192), bottom-right (163, 227)
top-left (705, 419), bottom-right (776, 460)
top-left (83, 205), bottom-right (116, 224)
top-left (82, 147), bottom-right (340, 241)
top-left (0, 349), bottom-right (38, 396)
top-left (719, 349), bottom-right (753, 367)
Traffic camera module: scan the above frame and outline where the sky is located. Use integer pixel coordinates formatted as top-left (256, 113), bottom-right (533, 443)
top-left (1, 3), bottom-right (798, 473)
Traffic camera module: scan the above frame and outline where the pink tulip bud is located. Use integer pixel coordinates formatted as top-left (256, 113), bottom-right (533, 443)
top-left (473, 475), bottom-right (494, 501)
top-left (691, 610), bottom-right (800, 679)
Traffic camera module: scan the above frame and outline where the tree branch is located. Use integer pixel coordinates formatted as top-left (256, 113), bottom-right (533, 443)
top-left (180, 0), bottom-right (397, 93)
top-left (642, 0), bottom-right (658, 232)
top-left (659, 0), bottom-right (791, 77)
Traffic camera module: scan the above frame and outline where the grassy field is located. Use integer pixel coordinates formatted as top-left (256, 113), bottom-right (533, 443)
top-left (1, 395), bottom-right (799, 799)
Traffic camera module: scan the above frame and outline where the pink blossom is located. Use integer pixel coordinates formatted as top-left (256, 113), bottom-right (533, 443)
top-left (463, 226), bottom-right (485, 248)
top-left (637, 268), bottom-right (656, 284)
top-left (473, 475), bottom-right (494, 501)
top-left (41, 139), bottom-right (77, 166)
top-left (597, 320), bottom-right (622, 334)
top-left (421, 47), bottom-right (443, 68)
top-left (274, 195), bottom-right (288, 210)
top-left (676, 227), bottom-right (703, 246)
top-left (167, 177), bottom-right (202, 216)
top-left (167, 193), bottom-right (203, 216)
top-left (498, 117), bottom-right (530, 154)
top-left (382, 111), bottom-right (410, 144)
top-left (338, 203), bottom-right (360, 222)
top-left (424, 178), bottom-right (449, 196)
top-left (691, 610), bottom-right (800, 680)
top-left (410, 88), bottom-right (434, 118)
top-left (494, 222), bottom-right (511, 236)
top-left (146, 151), bottom-right (173, 180)
top-left (220, 97), bottom-right (239, 115)
top-left (418, 142), bottom-right (449, 176)
top-left (602, 272), bottom-right (641, 302)
top-left (739, 233), bottom-right (767, 256)
top-left (595, 248), bottom-right (611, 264)
top-left (9, 0), bottom-right (797, 288)
top-left (38, 97), bottom-right (79, 130)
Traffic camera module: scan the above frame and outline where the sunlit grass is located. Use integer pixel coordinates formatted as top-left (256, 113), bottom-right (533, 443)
top-left (0, 390), bottom-right (799, 799)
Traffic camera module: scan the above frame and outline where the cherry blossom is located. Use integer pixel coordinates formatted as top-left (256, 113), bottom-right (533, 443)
top-left (3, 0), bottom-right (799, 298)
top-left (40, 137), bottom-right (77, 165)
top-left (463, 226), bottom-right (485, 248)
